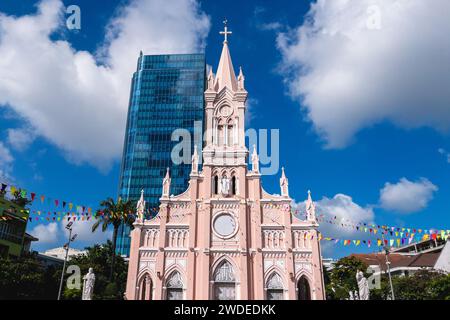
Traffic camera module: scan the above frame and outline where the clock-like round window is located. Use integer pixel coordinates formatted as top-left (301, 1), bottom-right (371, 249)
top-left (213, 213), bottom-right (237, 239)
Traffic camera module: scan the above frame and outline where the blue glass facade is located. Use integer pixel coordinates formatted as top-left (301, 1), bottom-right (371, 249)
top-left (117, 53), bottom-right (206, 256)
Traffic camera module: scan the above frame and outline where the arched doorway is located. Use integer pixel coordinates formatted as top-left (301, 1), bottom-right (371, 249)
top-left (165, 271), bottom-right (183, 300)
top-left (213, 260), bottom-right (236, 300)
top-left (138, 274), bottom-right (152, 300)
top-left (297, 276), bottom-right (311, 300)
top-left (266, 273), bottom-right (284, 300)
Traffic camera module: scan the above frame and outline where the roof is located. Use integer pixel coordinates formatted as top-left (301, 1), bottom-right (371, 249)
top-left (24, 232), bottom-right (39, 241)
top-left (351, 252), bottom-right (440, 272)
top-left (214, 42), bottom-right (237, 92)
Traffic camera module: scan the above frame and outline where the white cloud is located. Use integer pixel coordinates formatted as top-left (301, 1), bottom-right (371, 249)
top-left (29, 218), bottom-right (112, 250)
top-left (379, 177), bottom-right (438, 214)
top-left (62, 219), bottom-right (112, 245)
top-left (30, 222), bottom-right (59, 243)
top-left (277, 0), bottom-right (450, 148)
top-left (0, 142), bottom-right (14, 182)
top-left (0, 0), bottom-right (210, 171)
top-left (438, 148), bottom-right (450, 163)
top-left (7, 128), bottom-right (35, 151)
top-left (0, 142), bottom-right (13, 164)
top-left (295, 193), bottom-right (374, 239)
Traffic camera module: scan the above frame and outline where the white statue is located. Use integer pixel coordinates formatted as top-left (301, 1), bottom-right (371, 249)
top-left (221, 177), bottom-right (230, 196)
top-left (82, 268), bottom-right (95, 300)
top-left (356, 270), bottom-right (370, 300)
top-left (136, 189), bottom-right (146, 221)
top-left (251, 145), bottom-right (259, 173)
top-left (348, 291), bottom-right (354, 300)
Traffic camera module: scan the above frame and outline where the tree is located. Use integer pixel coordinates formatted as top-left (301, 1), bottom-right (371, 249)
top-left (371, 269), bottom-right (450, 300)
top-left (0, 253), bottom-right (60, 299)
top-left (64, 241), bottom-right (128, 300)
top-left (326, 256), bottom-right (369, 300)
top-left (92, 197), bottom-right (135, 280)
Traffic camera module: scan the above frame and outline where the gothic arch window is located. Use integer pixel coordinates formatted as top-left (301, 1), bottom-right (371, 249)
top-left (266, 273), bottom-right (284, 300)
top-left (227, 120), bottom-right (233, 146)
top-left (165, 271), bottom-right (183, 300)
top-left (297, 276), bottom-right (311, 300)
top-left (213, 175), bottom-right (219, 194)
top-left (213, 260), bottom-right (236, 300)
top-left (231, 176), bottom-right (236, 195)
top-left (138, 274), bottom-right (152, 300)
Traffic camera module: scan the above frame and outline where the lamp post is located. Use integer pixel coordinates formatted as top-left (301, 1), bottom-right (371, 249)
top-left (381, 233), bottom-right (395, 300)
top-left (57, 222), bottom-right (78, 300)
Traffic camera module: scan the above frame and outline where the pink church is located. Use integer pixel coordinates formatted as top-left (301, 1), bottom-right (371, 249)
top-left (125, 25), bottom-right (326, 301)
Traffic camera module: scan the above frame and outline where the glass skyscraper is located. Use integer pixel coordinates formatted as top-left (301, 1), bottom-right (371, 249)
top-left (116, 53), bottom-right (206, 256)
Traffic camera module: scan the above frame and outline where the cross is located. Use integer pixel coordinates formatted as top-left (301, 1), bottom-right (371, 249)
top-left (219, 19), bottom-right (232, 43)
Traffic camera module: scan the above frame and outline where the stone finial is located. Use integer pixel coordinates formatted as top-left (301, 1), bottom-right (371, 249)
top-left (280, 167), bottom-right (289, 197)
top-left (306, 190), bottom-right (316, 222)
top-left (238, 66), bottom-right (245, 90)
top-left (192, 144), bottom-right (199, 174)
top-left (162, 168), bottom-right (171, 197)
top-left (136, 189), bottom-right (146, 221)
top-left (251, 144), bottom-right (259, 173)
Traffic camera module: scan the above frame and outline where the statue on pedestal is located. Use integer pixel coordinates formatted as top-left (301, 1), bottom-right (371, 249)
top-left (356, 270), bottom-right (370, 300)
top-left (221, 177), bottom-right (230, 196)
top-left (82, 268), bottom-right (95, 300)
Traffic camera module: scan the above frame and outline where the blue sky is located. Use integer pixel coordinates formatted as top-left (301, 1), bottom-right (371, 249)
top-left (0, 0), bottom-right (449, 258)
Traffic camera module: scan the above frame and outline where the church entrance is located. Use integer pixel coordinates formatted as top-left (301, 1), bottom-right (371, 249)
top-left (213, 261), bottom-right (236, 300)
top-left (297, 276), bottom-right (311, 300)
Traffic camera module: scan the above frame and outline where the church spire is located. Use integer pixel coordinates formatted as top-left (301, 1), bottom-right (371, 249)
top-left (215, 20), bottom-right (238, 92)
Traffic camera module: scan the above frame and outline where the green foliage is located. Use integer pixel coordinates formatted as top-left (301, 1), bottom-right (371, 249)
top-left (63, 287), bottom-right (82, 300)
top-left (64, 240), bottom-right (128, 300)
top-left (0, 253), bottom-right (59, 299)
top-left (371, 269), bottom-right (450, 300)
top-left (326, 256), bottom-right (369, 300)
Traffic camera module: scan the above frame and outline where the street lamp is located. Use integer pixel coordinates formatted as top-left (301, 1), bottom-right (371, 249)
top-left (57, 222), bottom-right (78, 300)
top-left (381, 233), bottom-right (395, 300)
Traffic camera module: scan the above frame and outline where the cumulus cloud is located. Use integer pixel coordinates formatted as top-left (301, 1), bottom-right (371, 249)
top-left (7, 128), bottom-right (35, 151)
top-left (29, 218), bottom-right (112, 251)
top-left (277, 0), bottom-right (450, 148)
top-left (30, 222), bottom-right (59, 243)
top-left (62, 219), bottom-right (112, 245)
top-left (379, 177), bottom-right (438, 214)
top-left (295, 193), bottom-right (374, 238)
top-left (0, 0), bottom-right (210, 171)
top-left (0, 142), bottom-right (14, 182)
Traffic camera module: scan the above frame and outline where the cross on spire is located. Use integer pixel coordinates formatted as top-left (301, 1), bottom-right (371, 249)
top-left (219, 19), bottom-right (232, 43)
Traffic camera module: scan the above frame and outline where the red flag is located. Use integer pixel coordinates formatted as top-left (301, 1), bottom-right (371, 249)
top-left (31, 193), bottom-right (36, 201)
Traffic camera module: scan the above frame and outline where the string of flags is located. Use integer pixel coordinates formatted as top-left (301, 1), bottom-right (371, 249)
top-left (294, 209), bottom-right (449, 238)
top-left (2, 181), bottom-right (449, 247)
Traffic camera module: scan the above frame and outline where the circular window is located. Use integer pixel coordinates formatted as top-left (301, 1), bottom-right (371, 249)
top-left (213, 213), bottom-right (237, 238)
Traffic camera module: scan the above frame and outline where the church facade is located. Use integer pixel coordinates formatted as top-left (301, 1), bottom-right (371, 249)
top-left (125, 25), bottom-right (326, 300)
